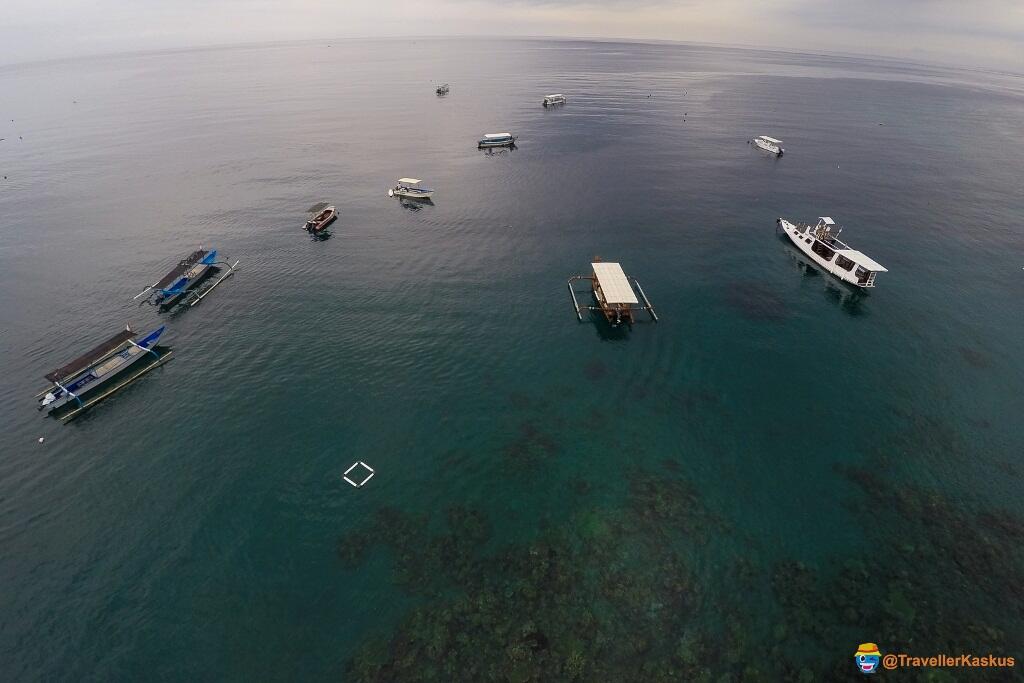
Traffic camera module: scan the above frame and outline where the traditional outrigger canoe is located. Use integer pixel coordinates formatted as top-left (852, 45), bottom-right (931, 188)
top-left (305, 206), bottom-right (337, 234)
top-left (134, 248), bottom-right (239, 309)
top-left (37, 324), bottom-right (171, 420)
top-left (567, 259), bottom-right (658, 326)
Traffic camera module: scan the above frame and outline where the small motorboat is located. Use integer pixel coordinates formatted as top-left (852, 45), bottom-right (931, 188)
top-left (305, 205), bottom-right (337, 234)
top-left (753, 135), bottom-right (784, 156)
top-left (478, 132), bottom-right (517, 149)
top-left (542, 94), bottom-right (566, 107)
top-left (389, 178), bottom-right (434, 201)
top-left (37, 324), bottom-right (170, 419)
top-left (777, 216), bottom-right (887, 288)
top-left (436, 83), bottom-right (450, 96)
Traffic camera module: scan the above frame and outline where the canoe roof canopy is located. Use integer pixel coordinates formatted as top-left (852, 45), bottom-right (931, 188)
top-left (484, 133), bottom-right (512, 139)
top-left (154, 249), bottom-right (209, 289)
top-left (398, 178), bottom-right (422, 184)
top-left (45, 327), bottom-right (135, 382)
top-left (592, 262), bottom-right (639, 305)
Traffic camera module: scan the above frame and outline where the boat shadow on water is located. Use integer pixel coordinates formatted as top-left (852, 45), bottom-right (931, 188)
top-left (310, 230), bottom-right (333, 242)
top-left (480, 145), bottom-right (517, 155)
top-left (398, 198), bottom-right (433, 212)
top-left (576, 306), bottom-right (649, 341)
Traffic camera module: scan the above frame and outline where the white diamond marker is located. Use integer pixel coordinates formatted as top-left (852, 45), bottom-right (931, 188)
top-left (343, 461), bottom-right (375, 488)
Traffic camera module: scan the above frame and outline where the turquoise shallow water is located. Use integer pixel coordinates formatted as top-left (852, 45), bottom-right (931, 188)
top-left (1, 39), bottom-right (1023, 680)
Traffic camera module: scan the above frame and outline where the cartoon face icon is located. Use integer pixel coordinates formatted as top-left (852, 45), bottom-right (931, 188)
top-left (854, 643), bottom-right (881, 674)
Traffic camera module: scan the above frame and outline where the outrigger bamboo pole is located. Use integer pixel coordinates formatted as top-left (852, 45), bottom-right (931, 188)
top-left (567, 281), bottom-right (583, 321)
top-left (633, 278), bottom-right (658, 322)
top-left (189, 260), bottom-right (240, 307)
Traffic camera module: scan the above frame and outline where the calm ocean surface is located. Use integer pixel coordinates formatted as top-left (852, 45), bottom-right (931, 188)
top-left (1, 39), bottom-right (1023, 681)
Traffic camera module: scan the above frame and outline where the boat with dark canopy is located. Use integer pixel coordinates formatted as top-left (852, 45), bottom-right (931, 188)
top-left (305, 206), bottom-right (337, 235)
top-left (134, 247), bottom-right (239, 309)
top-left (37, 324), bottom-right (171, 420)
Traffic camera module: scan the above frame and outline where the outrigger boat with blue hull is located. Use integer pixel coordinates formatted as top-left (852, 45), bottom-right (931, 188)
top-left (134, 248), bottom-right (239, 309)
top-left (37, 324), bottom-right (172, 421)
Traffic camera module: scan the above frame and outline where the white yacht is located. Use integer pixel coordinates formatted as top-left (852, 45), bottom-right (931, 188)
top-left (542, 94), bottom-right (566, 107)
top-left (753, 135), bottom-right (784, 156)
top-left (389, 178), bottom-right (434, 200)
top-left (777, 216), bottom-right (887, 288)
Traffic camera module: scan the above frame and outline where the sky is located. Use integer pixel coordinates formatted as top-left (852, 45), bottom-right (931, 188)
top-left (0, 0), bottom-right (1021, 70)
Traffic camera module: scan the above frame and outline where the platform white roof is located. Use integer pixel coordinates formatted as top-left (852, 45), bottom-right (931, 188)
top-left (818, 216), bottom-right (836, 225)
top-left (838, 249), bottom-right (887, 272)
top-left (398, 178), bottom-right (421, 184)
top-left (592, 262), bottom-right (638, 304)
top-left (759, 136), bottom-right (783, 143)
top-left (484, 132), bottom-right (512, 138)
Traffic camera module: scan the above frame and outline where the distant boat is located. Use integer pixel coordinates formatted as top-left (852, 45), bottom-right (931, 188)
top-left (436, 83), bottom-right (450, 96)
top-left (777, 216), bottom-right (887, 288)
top-left (753, 135), bottom-right (784, 156)
top-left (478, 132), bottom-right (517, 148)
top-left (542, 94), bottom-right (566, 107)
top-left (37, 324), bottom-right (169, 418)
top-left (133, 248), bottom-right (235, 309)
top-left (389, 178), bottom-right (434, 200)
top-left (305, 205), bottom-right (337, 234)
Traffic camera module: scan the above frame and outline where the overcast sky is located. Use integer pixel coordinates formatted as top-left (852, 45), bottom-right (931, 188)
top-left (1, 0), bottom-right (1021, 70)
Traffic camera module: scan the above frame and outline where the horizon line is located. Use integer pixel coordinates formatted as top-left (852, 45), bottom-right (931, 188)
top-left (2, 34), bottom-right (1021, 80)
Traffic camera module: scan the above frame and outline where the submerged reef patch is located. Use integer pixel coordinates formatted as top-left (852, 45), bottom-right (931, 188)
top-left (339, 435), bottom-right (1024, 681)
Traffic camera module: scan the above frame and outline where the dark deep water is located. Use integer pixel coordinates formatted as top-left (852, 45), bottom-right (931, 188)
top-left (1, 39), bottom-right (1023, 681)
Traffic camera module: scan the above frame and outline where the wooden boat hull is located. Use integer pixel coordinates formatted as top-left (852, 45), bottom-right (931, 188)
top-left (158, 261), bottom-right (215, 309)
top-left (305, 208), bottom-right (337, 234)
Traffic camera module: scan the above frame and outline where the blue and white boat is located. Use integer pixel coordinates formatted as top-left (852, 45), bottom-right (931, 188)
top-left (478, 132), bottom-right (517, 149)
top-left (37, 324), bottom-right (169, 418)
top-left (134, 248), bottom-right (239, 309)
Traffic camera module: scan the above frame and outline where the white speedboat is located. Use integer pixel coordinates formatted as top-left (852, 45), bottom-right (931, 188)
top-left (389, 178), bottom-right (434, 200)
top-left (777, 216), bottom-right (887, 288)
top-left (542, 94), bottom-right (566, 107)
top-left (754, 135), bottom-right (784, 156)
top-left (478, 132), bottom-right (517, 148)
